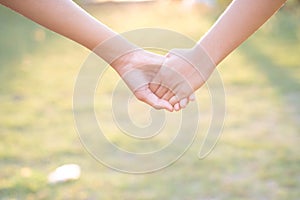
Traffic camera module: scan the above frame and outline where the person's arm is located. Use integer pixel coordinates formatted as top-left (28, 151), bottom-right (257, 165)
top-left (199, 0), bottom-right (287, 65)
top-left (0, 0), bottom-right (173, 111)
top-left (0, 0), bottom-right (129, 64)
top-left (0, 0), bottom-right (114, 51)
top-left (151, 0), bottom-right (287, 110)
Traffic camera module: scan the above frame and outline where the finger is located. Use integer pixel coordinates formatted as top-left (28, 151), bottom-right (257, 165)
top-left (154, 85), bottom-right (169, 98)
top-left (169, 95), bottom-right (179, 106)
top-left (135, 89), bottom-right (173, 112)
top-left (162, 90), bottom-right (174, 101)
top-left (179, 98), bottom-right (188, 109)
top-left (189, 93), bottom-right (196, 101)
top-left (169, 94), bottom-right (193, 110)
top-left (149, 94), bottom-right (174, 112)
top-left (174, 103), bottom-right (181, 111)
top-left (149, 82), bottom-right (160, 93)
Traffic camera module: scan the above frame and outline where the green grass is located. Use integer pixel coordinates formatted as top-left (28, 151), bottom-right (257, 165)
top-left (0, 1), bottom-right (299, 199)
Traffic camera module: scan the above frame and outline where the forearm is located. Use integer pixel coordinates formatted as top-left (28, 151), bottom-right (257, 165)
top-left (0, 0), bottom-right (136, 65)
top-left (198, 0), bottom-right (287, 65)
top-left (0, 0), bottom-right (116, 50)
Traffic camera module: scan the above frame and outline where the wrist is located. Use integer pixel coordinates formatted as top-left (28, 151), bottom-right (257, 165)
top-left (198, 34), bottom-right (224, 66)
top-left (190, 44), bottom-right (216, 81)
top-left (93, 35), bottom-right (140, 73)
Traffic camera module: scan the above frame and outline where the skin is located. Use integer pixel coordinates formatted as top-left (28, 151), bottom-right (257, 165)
top-left (0, 0), bottom-right (183, 111)
top-left (0, 0), bottom-right (287, 112)
top-left (150, 0), bottom-right (287, 111)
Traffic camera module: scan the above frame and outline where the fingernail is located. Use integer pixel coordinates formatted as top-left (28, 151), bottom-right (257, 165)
top-left (189, 94), bottom-right (196, 101)
top-left (165, 105), bottom-right (172, 112)
top-left (180, 99), bottom-right (187, 108)
top-left (174, 103), bottom-right (180, 111)
top-left (162, 101), bottom-right (173, 112)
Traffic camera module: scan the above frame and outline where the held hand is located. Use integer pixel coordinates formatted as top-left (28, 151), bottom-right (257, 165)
top-left (111, 49), bottom-right (174, 111)
top-left (150, 45), bottom-right (216, 111)
top-left (94, 35), bottom-right (175, 111)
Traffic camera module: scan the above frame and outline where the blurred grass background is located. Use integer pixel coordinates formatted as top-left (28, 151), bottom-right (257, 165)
top-left (0, 1), bottom-right (299, 199)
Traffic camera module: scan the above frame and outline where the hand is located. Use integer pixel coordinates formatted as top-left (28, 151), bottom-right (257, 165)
top-left (94, 35), bottom-right (193, 112)
top-left (150, 45), bottom-right (215, 111)
top-left (93, 35), bottom-right (176, 111)
top-left (111, 49), bottom-right (175, 111)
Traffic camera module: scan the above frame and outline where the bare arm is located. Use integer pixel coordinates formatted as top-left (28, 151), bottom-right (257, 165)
top-left (0, 0), bottom-right (174, 110)
top-left (199, 0), bottom-right (287, 65)
top-left (0, 0), bottom-right (115, 51)
top-left (151, 0), bottom-right (287, 110)
top-left (0, 0), bottom-right (135, 65)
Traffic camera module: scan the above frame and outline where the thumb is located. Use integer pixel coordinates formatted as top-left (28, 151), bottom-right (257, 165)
top-left (134, 87), bottom-right (174, 112)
